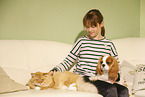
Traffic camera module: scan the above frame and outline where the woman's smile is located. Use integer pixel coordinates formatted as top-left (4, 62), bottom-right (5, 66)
top-left (89, 31), bottom-right (94, 35)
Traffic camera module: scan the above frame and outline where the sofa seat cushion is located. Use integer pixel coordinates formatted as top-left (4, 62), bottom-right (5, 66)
top-left (0, 89), bottom-right (103, 97)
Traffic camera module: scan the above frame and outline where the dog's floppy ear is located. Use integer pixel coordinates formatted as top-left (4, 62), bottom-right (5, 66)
top-left (96, 57), bottom-right (103, 75)
top-left (108, 56), bottom-right (119, 81)
top-left (109, 56), bottom-right (119, 73)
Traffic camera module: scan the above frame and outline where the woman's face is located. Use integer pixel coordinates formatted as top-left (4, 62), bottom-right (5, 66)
top-left (85, 23), bottom-right (102, 39)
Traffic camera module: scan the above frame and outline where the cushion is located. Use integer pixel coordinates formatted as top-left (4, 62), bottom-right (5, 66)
top-left (2, 67), bottom-right (31, 85)
top-left (0, 67), bottom-right (28, 94)
top-left (120, 60), bottom-right (136, 83)
top-left (132, 64), bottom-right (145, 94)
top-left (120, 60), bottom-right (137, 96)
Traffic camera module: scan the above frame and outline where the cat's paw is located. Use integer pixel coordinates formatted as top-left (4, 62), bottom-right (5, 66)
top-left (89, 76), bottom-right (98, 81)
top-left (62, 86), bottom-right (68, 90)
top-left (26, 86), bottom-right (30, 89)
top-left (35, 87), bottom-right (41, 90)
top-left (68, 83), bottom-right (77, 91)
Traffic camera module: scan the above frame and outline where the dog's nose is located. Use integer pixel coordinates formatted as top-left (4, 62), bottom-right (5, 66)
top-left (102, 64), bottom-right (105, 67)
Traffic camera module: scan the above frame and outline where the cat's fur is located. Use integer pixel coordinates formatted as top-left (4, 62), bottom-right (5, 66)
top-left (26, 71), bottom-right (98, 94)
top-left (54, 71), bottom-right (98, 93)
top-left (53, 71), bottom-right (79, 89)
top-left (26, 72), bottom-right (54, 90)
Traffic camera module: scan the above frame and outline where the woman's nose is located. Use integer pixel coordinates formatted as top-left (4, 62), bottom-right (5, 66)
top-left (88, 28), bottom-right (92, 31)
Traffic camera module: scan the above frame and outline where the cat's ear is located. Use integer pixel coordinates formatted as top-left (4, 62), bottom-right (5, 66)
top-left (31, 73), bottom-right (35, 78)
top-left (43, 73), bottom-right (50, 77)
top-left (44, 72), bottom-right (53, 76)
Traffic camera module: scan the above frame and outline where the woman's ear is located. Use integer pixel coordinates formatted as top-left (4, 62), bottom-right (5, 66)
top-left (100, 21), bottom-right (104, 27)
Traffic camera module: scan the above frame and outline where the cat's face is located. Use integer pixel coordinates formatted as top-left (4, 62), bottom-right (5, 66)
top-left (31, 72), bottom-right (54, 87)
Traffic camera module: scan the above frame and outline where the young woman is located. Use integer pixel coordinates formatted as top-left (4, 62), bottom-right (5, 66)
top-left (50, 9), bottom-right (129, 97)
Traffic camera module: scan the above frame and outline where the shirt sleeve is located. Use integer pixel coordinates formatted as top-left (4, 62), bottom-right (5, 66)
top-left (110, 41), bottom-right (121, 79)
top-left (110, 41), bottom-right (120, 64)
top-left (53, 38), bottom-right (82, 72)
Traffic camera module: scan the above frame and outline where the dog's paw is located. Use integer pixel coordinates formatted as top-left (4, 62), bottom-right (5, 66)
top-left (89, 76), bottom-right (98, 81)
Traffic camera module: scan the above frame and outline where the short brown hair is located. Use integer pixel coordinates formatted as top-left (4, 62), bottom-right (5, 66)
top-left (83, 9), bottom-right (105, 36)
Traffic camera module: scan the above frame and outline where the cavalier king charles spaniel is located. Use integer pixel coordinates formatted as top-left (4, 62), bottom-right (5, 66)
top-left (90, 55), bottom-right (119, 83)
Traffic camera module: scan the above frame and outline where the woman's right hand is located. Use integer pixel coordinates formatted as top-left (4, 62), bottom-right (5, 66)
top-left (49, 67), bottom-right (58, 75)
top-left (49, 70), bottom-right (56, 75)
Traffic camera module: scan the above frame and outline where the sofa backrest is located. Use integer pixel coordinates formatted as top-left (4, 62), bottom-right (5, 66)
top-left (112, 37), bottom-right (145, 66)
top-left (0, 40), bottom-right (73, 84)
top-left (0, 40), bottom-right (73, 71)
top-left (0, 38), bottom-right (145, 85)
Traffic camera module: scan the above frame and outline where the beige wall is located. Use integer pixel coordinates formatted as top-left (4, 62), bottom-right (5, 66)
top-left (140, 0), bottom-right (145, 37)
top-left (0, 0), bottom-right (140, 44)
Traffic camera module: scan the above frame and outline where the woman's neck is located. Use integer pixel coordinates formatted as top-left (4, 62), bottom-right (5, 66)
top-left (93, 36), bottom-right (104, 40)
top-left (86, 35), bottom-right (104, 40)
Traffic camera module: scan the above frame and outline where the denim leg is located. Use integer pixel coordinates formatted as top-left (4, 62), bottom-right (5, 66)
top-left (113, 83), bottom-right (129, 97)
top-left (91, 80), bottom-right (118, 97)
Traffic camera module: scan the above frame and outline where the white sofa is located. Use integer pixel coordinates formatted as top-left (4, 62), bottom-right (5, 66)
top-left (0, 37), bottom-right (145, 97)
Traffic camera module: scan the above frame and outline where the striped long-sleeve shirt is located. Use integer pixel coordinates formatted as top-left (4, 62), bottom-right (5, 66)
top-left (54, 36), bottom-right (119, 76)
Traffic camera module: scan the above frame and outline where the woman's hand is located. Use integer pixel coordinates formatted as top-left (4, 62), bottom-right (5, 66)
top-left (49, 68), bottom-right (58, 75)
top-left (49, 70), bottom-right (56, 75)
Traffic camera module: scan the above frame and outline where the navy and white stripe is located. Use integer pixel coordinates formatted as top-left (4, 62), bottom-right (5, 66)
top-left (55, 36), bottom-right (119, 76)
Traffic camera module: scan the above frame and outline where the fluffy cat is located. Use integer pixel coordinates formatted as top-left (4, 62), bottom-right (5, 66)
top-left (26, 71), bottom-right (98, 94)
top-left (26, 72), bottom-right (54, 90)
top-left (51, 71), bottom-right (98, 93)
top-left (53, 71), bottom-right (79, 90)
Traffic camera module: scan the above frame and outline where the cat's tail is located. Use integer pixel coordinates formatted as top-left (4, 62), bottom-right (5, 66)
top-left (76, 76), bottom-right (98, 94)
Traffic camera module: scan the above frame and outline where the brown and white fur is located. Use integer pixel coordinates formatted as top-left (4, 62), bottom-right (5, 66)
top-left (52, 71), bottom-right (79, 90)
top-left (53, 71), bottom-right (98, 93)
top-left (90, 55), bottom-right (119, 83)
top-left (27, 71), bottom-right (98, 93)
top-left (26, 72), bottom-right (54, 90)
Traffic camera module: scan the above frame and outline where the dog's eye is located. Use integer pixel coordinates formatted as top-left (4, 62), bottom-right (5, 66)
top-left (100, 61), bottom-right (103, 64)
top-left (106, 62), bottom-right (110, 64)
